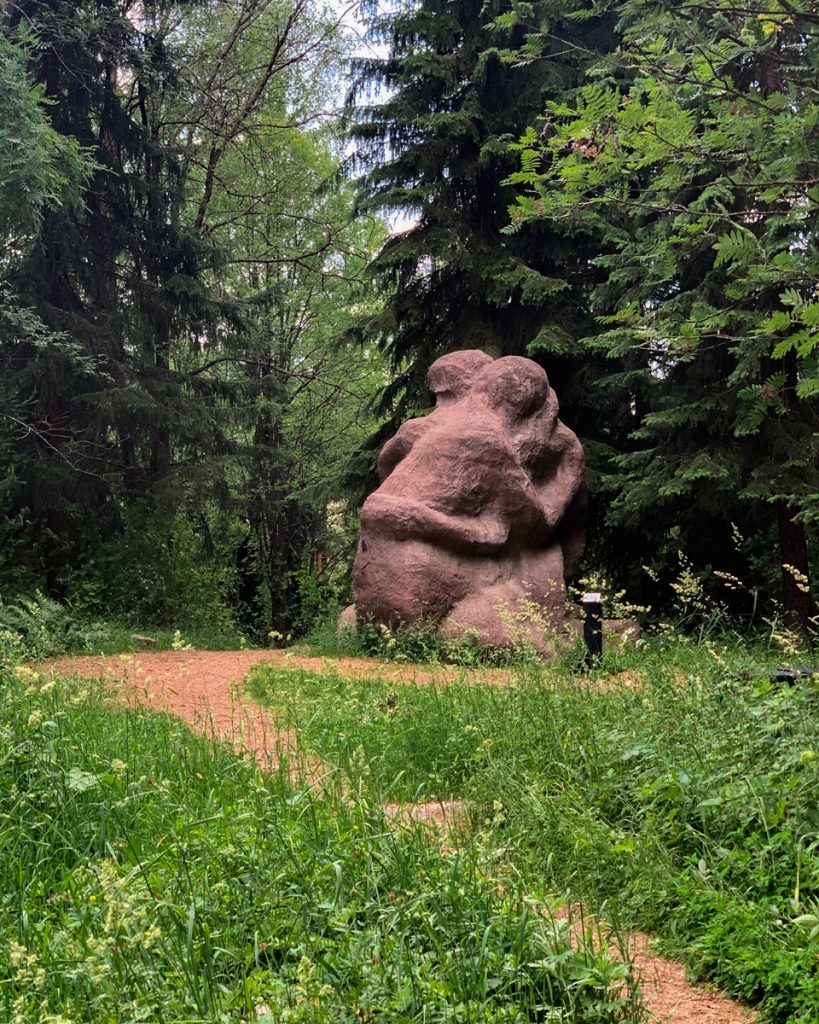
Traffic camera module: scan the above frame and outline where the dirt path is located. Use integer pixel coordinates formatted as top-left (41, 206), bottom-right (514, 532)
top-left (45, 649), bottom-right (502, 779)
top-left (43, 649), bottom-right (757, 1024)
top-left (49, 650), bottom-right (302, 772)
top-left (628, 932), bottom-right (756, 1024)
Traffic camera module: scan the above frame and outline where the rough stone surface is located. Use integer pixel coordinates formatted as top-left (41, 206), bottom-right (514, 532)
top-left (347, 350), bottom-right (586, 653)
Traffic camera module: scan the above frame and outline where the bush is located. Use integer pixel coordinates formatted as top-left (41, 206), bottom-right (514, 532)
top-left (0, 591), bottom-right (112, 659)
top-left (67, 505), bottom-right (234, 630)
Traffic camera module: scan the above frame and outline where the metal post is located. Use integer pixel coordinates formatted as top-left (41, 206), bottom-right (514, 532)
top-left (582, 592), bottom-right (603, 667)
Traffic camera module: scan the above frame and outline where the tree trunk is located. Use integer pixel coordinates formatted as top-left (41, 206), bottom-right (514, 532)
top-left (150, 313), bottom-right (172, 489)
top-left (776, 498), bottom-right (812, 637)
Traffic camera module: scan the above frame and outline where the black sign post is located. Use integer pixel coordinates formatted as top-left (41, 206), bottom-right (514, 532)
top-left (582, 592), bottom-right (603, 668)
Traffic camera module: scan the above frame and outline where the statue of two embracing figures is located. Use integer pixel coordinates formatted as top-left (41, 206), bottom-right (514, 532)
top-left (341, 349), bottom-right (587, 656)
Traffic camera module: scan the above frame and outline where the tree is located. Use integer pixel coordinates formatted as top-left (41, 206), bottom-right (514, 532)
top-left (345, 0), bottom-right (623, 445)
top-left (164, 1), bottom-right (383, 636)
top-left (0, 33), bottom-right (87, 242)
top-left (1, 0), bottom-right (232, 592)
top-left (507, 0), bottom-right (819, 629)
top-left (0, 29), bottom-right (93, 592)
top-left (0, 0), bottom-right (379, 631)
top-left (191, 114), bottom-right (385, 637)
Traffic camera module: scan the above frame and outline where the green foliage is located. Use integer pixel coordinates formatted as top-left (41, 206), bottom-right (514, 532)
top-left (0, 656), bottom-right (637, 1022)
top-left (0, 592), bottom-right (112, 660)
top-left (0, 590), bottom-right (243, 659)
top-left (505, 0), bottom-right (819, 623)
top-left (658, 887), bottom-right (819, 1021)
top-left (310, 612), bottom-right (525, 668)
top-left (0, 1), bottom-right (382, 633)
top-left (66, 506), bottom-right (235, 630)
top-left (250, 635), bottom-right (819, 1018)
top-left (345, 0), bottom-right (625, 457)
top-left (247, 666), bottom-right (501, 801)
top-left (0, 33), bottom-right (87, 242)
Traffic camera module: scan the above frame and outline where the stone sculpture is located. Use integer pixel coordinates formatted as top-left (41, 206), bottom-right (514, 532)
top-left (341, 349), bottom-right (586, 653)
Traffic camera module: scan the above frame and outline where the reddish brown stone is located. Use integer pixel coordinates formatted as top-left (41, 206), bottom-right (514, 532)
top-left (348, 351), bottom-right (586, 654)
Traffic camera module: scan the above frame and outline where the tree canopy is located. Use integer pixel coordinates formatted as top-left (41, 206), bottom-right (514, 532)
top-left (503, 0), bottom-right (818, 627)
top-left (0, 0), bottom-right (815, 636)
top-left (0, 0), bottom-right (384, 636)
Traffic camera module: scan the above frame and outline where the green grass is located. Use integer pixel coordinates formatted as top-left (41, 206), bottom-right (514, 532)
top-left (89, 623), bottom-right (250, 655)
top-left (245, 666), bottom-right (502, 802)
top-left (0, 658), bottom-right (637, 1023)
top-left (0, 590), bottom-right (249, 659)
top-left (9, 625), bottom-right (819, 1022)
top-left (248, 634), bottom-right (819, 1021)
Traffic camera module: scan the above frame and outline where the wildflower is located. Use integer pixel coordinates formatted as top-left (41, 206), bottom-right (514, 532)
top-left (11, 995), bottom-right (26, 1024)
top-left (140, 924), bottom-right (162, 949)
top-left (87, 960), bottom-right (111, 983)
top-left (171, 630), bottom-right (192, 652)
top-left (9, 940), bottom-right (37, 980)
top-left (27, 709), bottom-right (42, 727)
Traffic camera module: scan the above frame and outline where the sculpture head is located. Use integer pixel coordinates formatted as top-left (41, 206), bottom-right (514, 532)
top-left (349, 350), bottom-right (586, 652)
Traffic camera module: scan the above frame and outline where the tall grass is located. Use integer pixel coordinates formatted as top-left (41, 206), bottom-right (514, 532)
top-left (249, 634), bottom-right (819, 1021)
top-left (1, 659), bottom-right (638, 1023)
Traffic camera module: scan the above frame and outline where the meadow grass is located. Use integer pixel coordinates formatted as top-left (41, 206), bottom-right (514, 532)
top-left (1, 658), bottom-right (638, 1023)
top-left (248, 631), bottom-right (819, 1021)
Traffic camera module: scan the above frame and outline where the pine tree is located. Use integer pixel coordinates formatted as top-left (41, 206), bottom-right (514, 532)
top-left (1, 0), bottom-right (227, 591)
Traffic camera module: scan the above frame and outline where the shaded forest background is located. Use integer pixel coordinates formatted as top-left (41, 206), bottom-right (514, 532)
top-left (1, 0), bottom-right (817, 643)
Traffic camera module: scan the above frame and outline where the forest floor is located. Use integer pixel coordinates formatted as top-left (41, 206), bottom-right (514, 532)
top-left (46, 649), bottom-right (759, 1024)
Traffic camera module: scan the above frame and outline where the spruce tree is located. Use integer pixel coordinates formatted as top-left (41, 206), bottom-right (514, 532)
top-left (2, 0), bottom-right (226, 591)
top-left (507, 0), bottom-right (819, 627)
top-left (346, 0), bottom-right (623, 443)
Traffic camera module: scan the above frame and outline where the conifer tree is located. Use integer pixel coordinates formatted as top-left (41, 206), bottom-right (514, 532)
top-left (507, 0), bottom-right (818, 627)
top-left (346, 0), bottom-right (622, 443)
top-left (2, 0), bottom-right (228, 591)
